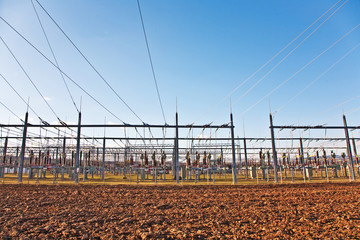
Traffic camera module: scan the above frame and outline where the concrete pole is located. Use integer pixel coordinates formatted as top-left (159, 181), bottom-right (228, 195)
top-left (18, 112), bottom-right (28, 183)
top-left (243, 138), bottom-right (249, 179)
top-left (102, 138), bottom-right (106, 180)
top-left (175, 112), bottom-right (179, 184)
top-left (269, 114), bottom-right (279, 183)
top-left (343, 115), bottom-right (356, 181)
top-left (230, 113), bottom-right (237, 184)
top-left (74, 112), bottom-right (81, 183)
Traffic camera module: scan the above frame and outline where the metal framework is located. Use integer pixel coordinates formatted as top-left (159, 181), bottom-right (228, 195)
top-left (0, 112), bottom-right (359, 184)
top-left (271, 114), bottom-right (360, 182)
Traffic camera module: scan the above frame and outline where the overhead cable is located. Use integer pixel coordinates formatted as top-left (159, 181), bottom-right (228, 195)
top-left (136, 0), bottom-right (167, 123)
top-left (0, 73), bottom-right (42, 120)
top-left (275, 42), bottom-right (360, 114)
top-left (0, 100), bottom-right (24, 123)
top-left (0, 36), bottom-right (62, 121)
top-left (310, 95), bottom-right (360, 121)
top-left (34, 0), bottom-right (145, 124)
top-left (241, 23), bottom-right (360, 116)
top-left (193, 0), bottom-right (347, 123)
top-left (0, 17), bottom-right (127, 125)
top-left (0, 73), bottom-right (96, 140)
top-left (234, 0), bottom-right (349, 105)
top-left (30, 0), bottom-right (80, 113)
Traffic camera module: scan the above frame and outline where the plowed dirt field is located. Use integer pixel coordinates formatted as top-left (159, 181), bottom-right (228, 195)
top-left (1, 183), bottom-right (360, 239)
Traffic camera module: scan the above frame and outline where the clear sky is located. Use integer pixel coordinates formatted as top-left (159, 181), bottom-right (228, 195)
top-left (0, 0), bottom-right (359, 142)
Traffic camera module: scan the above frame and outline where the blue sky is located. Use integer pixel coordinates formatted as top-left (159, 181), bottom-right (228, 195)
top-left (0, 0), bottom-right (359, 142)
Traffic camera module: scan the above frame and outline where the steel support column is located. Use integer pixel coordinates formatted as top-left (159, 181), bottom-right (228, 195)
top-left (230, 113), bottom-right (237, 184)
top-left (352, 138), bottom-right (358, 159)
top-left (74, 112), bottom-right (81, 183)
top-left (343, 115), bottom-right (356, 181)
top-left (3, 136), bottom-right (8, 164)
top-left (243, 138), bottom-right (248, 179)
top-left (102, 138), bottom-right (106, 180)
top-left (269, 114), bottom-right (279, 183)
top-left (18, 112), bottom-right (28, 182)
top-left (175, 112), bottom-right (179, 184)
top-left (300, 138), bottom-right (306, 181)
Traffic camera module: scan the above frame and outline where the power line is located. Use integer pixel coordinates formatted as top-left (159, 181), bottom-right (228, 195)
top-left (0, 41), bottom-right (81, 139)
top-left (193, 0), bottom-right (346, 123)
top-left (344, 106), bottom-right (360, 116)
top-left (0, 100), bottom-right (24, 123)
top-left (241, 23), bottom-right (360, 116)
top-left (136, 0), bottom-right (167, 123)
top-left (2, 69), bottom-right (73, 142)
top-left (34, 0), bottom-right (145, 124)
top-left (0, 127), bottom-right (39, 144)
top-left (30, 0), bottom-right (80, 113)
top-left (309, 95), bottom-right (360, 122)
top-left (305, 96), bottom-right (360, 127)
top-left (1, 72), bottom-right (67, 136)
top-left (0, 73), bottom-right (42, 120)
top-left (233, 0), bottom-right (349, 106)
top-left (0, 36), bottom-right (63, 122)
top-left (0, 16), bottom-right (127, 125)
top-left (0, 13), bottom-right (153, 149)
top-left (0, 73), bottom-right (98, 141)
top-left (275, 42), bottom-right (360, 114)
top-left (0, 100), bottom-right (57, 139)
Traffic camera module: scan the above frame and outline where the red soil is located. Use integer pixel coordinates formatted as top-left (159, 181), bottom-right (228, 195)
top-left (1, 183), bottom-right (360, 239)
